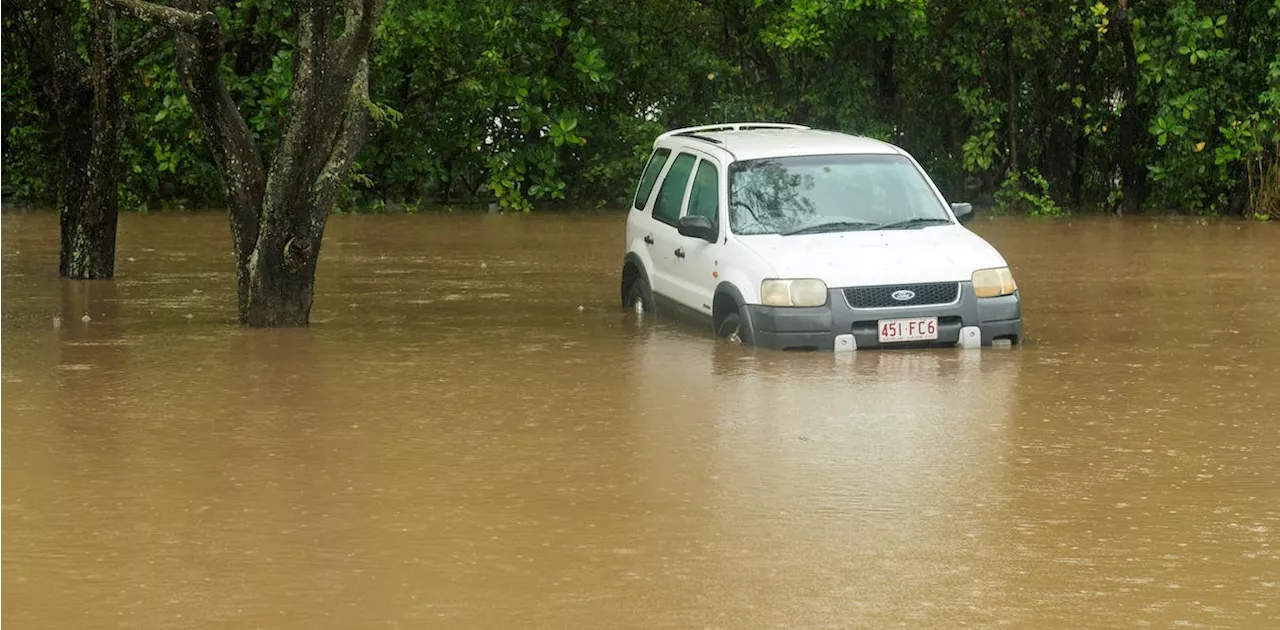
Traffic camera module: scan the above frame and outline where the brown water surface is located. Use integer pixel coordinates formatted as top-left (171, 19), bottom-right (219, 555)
top-left (3, 212), bottom-right (1278, 628)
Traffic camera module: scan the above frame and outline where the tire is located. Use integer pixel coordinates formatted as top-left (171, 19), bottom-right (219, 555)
top-left (716, 307), bottom-right (754, 346)
top-left (626, 275), bottom-right (655, 317)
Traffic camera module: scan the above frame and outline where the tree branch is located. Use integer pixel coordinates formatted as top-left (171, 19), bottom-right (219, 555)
top-left (169, 0), bottom-right (265, 264)
top-left (113, 26), bottom-right (171, 75)
top-left (336, 0), bottom-right (386, 73)
top-left (83, 0), bottom-right (123, 225)
top-left (257, 2), bottom-right (319, 238)
top-left (342, 0), bottom-right (366, 40)
top-left (104, 0), bottom-right (204, 32)
top-left (13, 0), bottom-right (90, 93)
top-left (309, 56), bottom-right (372, 223)
top-left (400, 75), bottom-right (468, 111)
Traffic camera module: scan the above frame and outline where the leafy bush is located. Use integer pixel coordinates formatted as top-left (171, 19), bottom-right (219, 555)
top-left (995, 170), bottom-right (1066, 217)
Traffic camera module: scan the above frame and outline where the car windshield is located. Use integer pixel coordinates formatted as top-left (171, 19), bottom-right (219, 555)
top-left (728, 154), bottom-right (951, 235)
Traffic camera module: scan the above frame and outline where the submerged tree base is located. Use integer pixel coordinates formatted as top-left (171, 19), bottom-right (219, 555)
top-left (239, 303), bottom-right (313, 327)
top-left (238, 258), bottom-right (318, 327)
top-left (59, 202), bottom-right (120, 280)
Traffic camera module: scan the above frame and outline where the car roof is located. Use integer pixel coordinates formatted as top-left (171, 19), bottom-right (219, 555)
top-left (656, 123), bottom-right (903, 162)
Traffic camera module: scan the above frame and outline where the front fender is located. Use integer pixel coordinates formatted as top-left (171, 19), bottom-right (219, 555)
top-left (623, 251), bottom-right (650, 279)
top-left (715, 268), bottom-right (761, 305)
top-left (717, 237), bottom-right (775, 305)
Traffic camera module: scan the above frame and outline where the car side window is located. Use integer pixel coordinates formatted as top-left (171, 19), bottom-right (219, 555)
top-left (653, 153), bottom-right (696, 225)
top-left (632, 148), bottom-right (671, 211)
top-left (686, 160), bottom-right (719, 227)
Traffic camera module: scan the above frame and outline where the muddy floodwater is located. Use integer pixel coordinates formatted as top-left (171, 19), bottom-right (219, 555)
top-left (3, 211), bottom-right (1278, 628)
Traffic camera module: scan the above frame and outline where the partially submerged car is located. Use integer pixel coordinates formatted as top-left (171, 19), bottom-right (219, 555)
top-left (620, 122), bottom-right (1022, 351)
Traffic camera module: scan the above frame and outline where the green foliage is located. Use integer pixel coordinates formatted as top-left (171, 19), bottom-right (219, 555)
top-left (957, 88), bottom-right (1002, 173)
top-left (1132, 0), bottom-right (1280, 214)
top-left (119, 58), bottom-right (221, 210)
top-left (4, 0), bottom-right (1277, 217)
top-left (996, 170), bottom-right (1066, 217)
top-left (1, 39), bottom-right (58, 201)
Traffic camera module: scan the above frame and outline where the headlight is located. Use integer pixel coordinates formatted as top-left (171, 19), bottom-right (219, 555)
top-left (972, 267), bottom-right (1017, 298)
top-left (760, 279), bottom-right (828, 307)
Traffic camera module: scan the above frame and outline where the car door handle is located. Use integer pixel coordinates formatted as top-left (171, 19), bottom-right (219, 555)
top-left (644, 235), bottom-right (654, 245)
top-left (674, 248), bottom-right (685, 259)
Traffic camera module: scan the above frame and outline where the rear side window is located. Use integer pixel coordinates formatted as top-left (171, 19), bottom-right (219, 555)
top-left (654, 153), bottom-right (696, 224)
top-left (632, 149), bottom-right (671, 210)
top-left (686, 160), bottom-right (719, 226)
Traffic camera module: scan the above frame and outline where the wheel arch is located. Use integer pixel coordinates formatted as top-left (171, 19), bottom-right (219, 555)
top-left (712, 281), bottom-right (748, 331)
top-left (621, 253), bottom-right (649, 307)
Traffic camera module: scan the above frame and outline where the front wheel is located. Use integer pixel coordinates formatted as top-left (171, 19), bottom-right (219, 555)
top-left (717, 308), bottom-right (754, 346)
top-left (626, 276), bottom-right (654, 317)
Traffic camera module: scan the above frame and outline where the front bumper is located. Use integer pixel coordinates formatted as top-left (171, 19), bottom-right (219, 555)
top-left (743, 282), bottom-right (1021, 351)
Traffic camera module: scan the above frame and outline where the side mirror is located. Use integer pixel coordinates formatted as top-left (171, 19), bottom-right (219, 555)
top-left (951, 202), bottom-right (975, 225)
top-left (677, 215), bottom-right (718, 242)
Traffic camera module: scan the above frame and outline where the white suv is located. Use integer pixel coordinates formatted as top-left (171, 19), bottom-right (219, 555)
top-left (620, 122), bottom-right (1022, 351)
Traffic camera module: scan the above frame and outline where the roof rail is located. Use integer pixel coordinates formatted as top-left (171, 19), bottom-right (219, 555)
top-left (657, 122), bottom-right (810, 141)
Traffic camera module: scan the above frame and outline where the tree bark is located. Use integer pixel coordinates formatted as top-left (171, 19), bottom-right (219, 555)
top-left (1042, 47), bottom-right (1071, 190)
top-left (1006, 28), bottom-right (1019, 178)
top-left (65, 1), bottom-right (126, 280)
top-left (1061, 41), bottom-right (1098, 207)
top-left (60, 141), bottom-right (122, 279)
top-left (45, 6), bottom-right (112, 279)
top-left (13, 0), bottom-right (168, 279)
top-left (16, 0), bottom-right (116, 279)
top-left (170, 0), bottom-right (266, 320)
top-left (1115, 0), bottom-right (1146, 215)
top-left (875, 36), bottom-right (898, 123)
top-left (120, 0), bottom-right (385, 327)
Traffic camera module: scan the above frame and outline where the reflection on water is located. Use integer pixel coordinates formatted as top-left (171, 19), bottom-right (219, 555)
top-left (2, 212), bottom-right (1278, 628)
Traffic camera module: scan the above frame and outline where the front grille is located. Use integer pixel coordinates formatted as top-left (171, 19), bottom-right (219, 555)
top-left (843, 282), bottom-right (960, 309)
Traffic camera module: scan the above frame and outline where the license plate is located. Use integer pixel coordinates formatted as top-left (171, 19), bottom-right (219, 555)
top-left (878, 317), bottom-right (939, 343)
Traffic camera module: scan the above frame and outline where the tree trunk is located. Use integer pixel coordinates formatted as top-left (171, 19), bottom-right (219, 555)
top-left (238, 1), bottom-right (374, 327)
top-left (239, 219), bottom-right (323, 327)
top-left (60, 176), bottom-right (120, 279)
top-left (13, 0), bottom-right (168, 279)
top-left (18, 0), bottom-right (117, 279)
top-left (1064, 42), bottom-right (1099, 208)
top-left (1115, 0), bottom-right (1146, 215)
top-left (875, 36), bottom-right (897, 123)
top-left (49, 63), bottom-right (114, 280)
top-left (122, 0), bottom-right (384, 327)
top-left (1070, 122), bottom-right (1090, 208)
top-left (1006, 29), bottom-right (1019, 178)
top-left (976, 43), bottom-right (996, 194)
top-left (1041, 38), bottom-right (1072, 191)
top-left (62, 2), bottom-right (125, 280)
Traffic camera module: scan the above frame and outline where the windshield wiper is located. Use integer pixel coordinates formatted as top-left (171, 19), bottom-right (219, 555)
top-left (872, 217), bottom-right (954, 230)
top-left (783, 220), bottom-right (879, 236)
